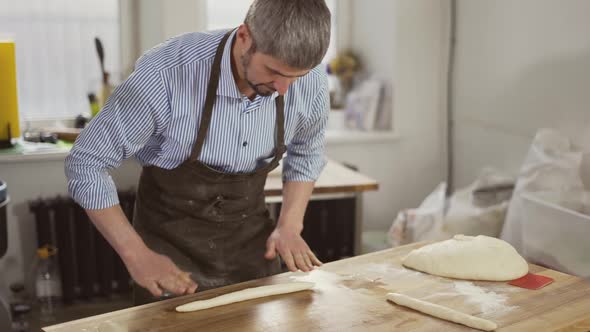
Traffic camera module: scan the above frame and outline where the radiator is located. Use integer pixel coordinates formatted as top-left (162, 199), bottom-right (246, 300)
top-left (29, 191), bottom-right (135, 303)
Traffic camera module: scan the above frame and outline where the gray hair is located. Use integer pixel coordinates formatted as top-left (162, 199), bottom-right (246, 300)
top-left (244, 0), bottom-right (331, 69)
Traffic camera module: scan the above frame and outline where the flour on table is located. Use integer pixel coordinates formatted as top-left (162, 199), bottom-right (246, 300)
top-left (290, 269), bottom-right (353, 291)
top-left (424, 281), bottom-right (517, 315)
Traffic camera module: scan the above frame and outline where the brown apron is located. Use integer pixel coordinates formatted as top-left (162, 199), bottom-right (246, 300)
top-left (132, 31), bottom-right (284, 305)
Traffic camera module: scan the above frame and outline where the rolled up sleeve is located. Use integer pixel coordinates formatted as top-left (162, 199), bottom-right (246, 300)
top-left (283, 73), bottom-right (329, 182)
top-left (65, 64), bottom-right (170, 209)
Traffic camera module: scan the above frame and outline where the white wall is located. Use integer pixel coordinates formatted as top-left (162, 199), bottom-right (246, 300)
top-left (137, 0), bottom-right (205, 54)
top-left (452, 0), bottom-right (590, 189)
top-left (117, 0), bottom-right (206, 74)
top-left (327, 0), bottom-right (450, 231)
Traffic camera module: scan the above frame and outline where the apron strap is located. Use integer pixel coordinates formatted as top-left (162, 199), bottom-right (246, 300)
top-left (190, 30), bottom-right (233, 162)
top-left (189, 30), bottom-right (287, 166)
top-left (272, 95), bottom-right (287, 160)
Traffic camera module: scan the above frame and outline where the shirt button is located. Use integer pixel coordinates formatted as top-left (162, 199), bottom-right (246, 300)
top-left (188, 200), bottom-right (195, 206)
top-left (242, 214), bottom-right (248, 219)
top-left (242, 141), bottom-right (248, 147)
top-left (216, 195), bottom-right (223, 201)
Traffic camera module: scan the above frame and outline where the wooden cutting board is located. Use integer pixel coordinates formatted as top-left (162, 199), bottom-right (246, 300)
top-left (42, 242), bottom-right (590, 332)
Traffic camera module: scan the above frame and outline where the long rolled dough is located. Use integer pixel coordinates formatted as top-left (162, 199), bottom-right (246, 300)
top-left (386, 292), bottom-right (497, 331)
top-left (176, 282), bottom-right (315, 312)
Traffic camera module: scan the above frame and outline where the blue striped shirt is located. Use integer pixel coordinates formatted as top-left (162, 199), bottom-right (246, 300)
top-left (65, 29), bottom-right (329, 210)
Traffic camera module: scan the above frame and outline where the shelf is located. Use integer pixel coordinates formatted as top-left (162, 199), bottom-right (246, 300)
top-left (0, 130), bottom-right (401, 164)
top-left (0, 140), bottom-right (71, 163)
top-left (0, 150), bottom-right (70, 163)
top-left (325, 129), bottom-right (400, 144)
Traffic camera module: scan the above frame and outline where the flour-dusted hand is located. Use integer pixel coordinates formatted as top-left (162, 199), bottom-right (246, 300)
top-left (125, 246), bottom-right (198, 297)
top-left (264, 224), bottom-right (322, 272)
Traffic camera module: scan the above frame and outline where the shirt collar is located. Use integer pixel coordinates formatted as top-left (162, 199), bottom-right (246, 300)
top-left (217, 29), bottom-right (279, 100)
top-left (217, 29), bottom-right (243, 99)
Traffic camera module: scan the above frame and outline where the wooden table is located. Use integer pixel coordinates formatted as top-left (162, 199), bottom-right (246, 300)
top-left (43, 242), bottom-right (590, 331)
top-left (264, 159), bottom-right (379, 196)
top-left (265, 159), bottom-right (379, 257)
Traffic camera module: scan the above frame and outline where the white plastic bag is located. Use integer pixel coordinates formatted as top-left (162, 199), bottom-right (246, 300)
top-left (388, 183), bottom-right (447, 247)
top-left (443, 168), bottom-right (514, 238)
top-left (500, 129), bottom-right (585, 252)
top-left (389, 169), bottom-right (514, 247)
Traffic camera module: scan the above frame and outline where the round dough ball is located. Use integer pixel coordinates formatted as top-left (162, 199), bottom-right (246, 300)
top-left (402, 235), bottom-right (528, 281)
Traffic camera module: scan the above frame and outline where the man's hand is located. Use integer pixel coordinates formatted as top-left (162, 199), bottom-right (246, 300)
top-left (85, 206), bottom-right (198, 298)
top-left (264, 224), bottom-right (322, 272)
top-left (124, 246), bottom-right (198, 297)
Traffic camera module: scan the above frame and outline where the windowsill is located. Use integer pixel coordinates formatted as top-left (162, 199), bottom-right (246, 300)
top-left (0, 129), bottom-right (401, 164)
top-left (325, 129), bottom-right (400, 144)
top-left (0, 149), bottom-right (70, 163)
top-left (21, 118), bottom-right (79, 131)
top-left (0, 141), bottom-right (71, 163)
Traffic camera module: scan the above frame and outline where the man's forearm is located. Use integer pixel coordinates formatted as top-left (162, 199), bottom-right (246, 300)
top-left (277, 181), bottom-right (315, 231)
top-left (86, 205), bottom-right (147, 262)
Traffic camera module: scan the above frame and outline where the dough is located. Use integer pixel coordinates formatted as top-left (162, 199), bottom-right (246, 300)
top-left (176, 282), bottom-right (315, 312)
top-left (402, 235), bottom-right (528, 281)
top-left (387, 292), bottom-right (497, 331)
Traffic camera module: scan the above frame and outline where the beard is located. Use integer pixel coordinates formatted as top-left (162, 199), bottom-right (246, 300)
top-left (241, 48), bottom-right (276, 97)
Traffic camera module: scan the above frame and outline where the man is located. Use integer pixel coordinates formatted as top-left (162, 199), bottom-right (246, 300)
top-left (65, 0), bottom-right (331, 305)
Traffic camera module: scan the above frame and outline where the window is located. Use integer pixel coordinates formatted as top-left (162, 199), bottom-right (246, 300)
top-left (0, 0), bottom-right (120, 120)
top-left (205, 0), bottom-right (337, 64)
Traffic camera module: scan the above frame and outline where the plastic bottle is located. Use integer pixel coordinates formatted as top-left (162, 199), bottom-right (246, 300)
top-left (34, 245), bottom-right (62, 322)
top-left (9, 283), bottom-right (31, 332)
